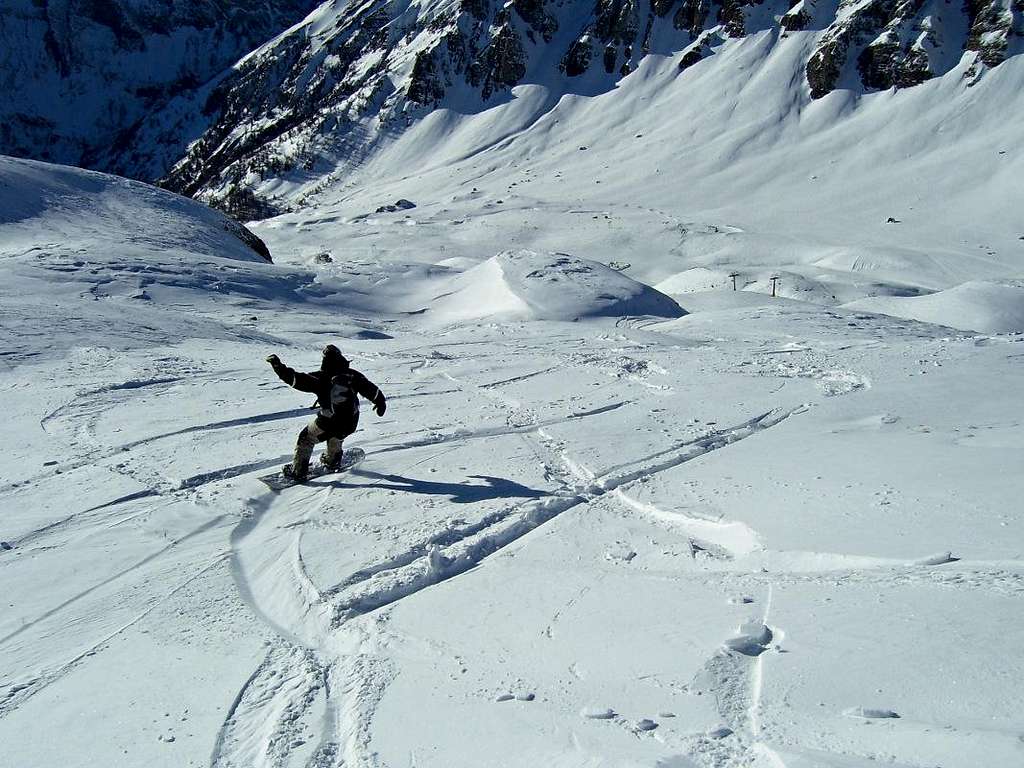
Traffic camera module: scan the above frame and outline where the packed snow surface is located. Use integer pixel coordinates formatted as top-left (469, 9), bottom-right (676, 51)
top-left (845, 281), bottom-right (1024, 333)
top-left (2, 152), bottom-right (1023, 768)
top-left (4, 12), bottom-right (1024, 768)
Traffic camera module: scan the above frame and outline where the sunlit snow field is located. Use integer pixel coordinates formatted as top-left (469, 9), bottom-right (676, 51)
top-left (2, 46), bottom-right (1024, 768)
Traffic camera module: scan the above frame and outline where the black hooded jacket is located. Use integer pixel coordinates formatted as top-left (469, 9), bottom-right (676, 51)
top-left (271, 358), bottom-right (386, 433)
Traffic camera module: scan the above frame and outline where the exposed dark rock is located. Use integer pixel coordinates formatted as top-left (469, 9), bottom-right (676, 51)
top-left (375, 199), bottom-right (418, 212)
top-left (678, 31), bottom-right (718, 70)
top-left (2, 0), bottom-right (322, 174)
top-left (780, 7), bottom-right (809, 31)
top-left (408, 50), bottom-right (447, 105)
top-left (220, 215), bottom-right (274, 262)
top-left (513, 0), bottom-right (559, 40)
top-left (604, 44), bottom-right (619, 73)
top-left (858, 35), bottom-right (932, 90)
top-left (562, 38), bottom-right (594, 76)
top-left (965, 0), bottom-right (1016, 66)
top-left (17, 0), bottom-right (1008, 207)
top-left (474, 25), bottom-right (528, 99)
top-left (595, 0), bottom-right (641, 44)
top-left (213, 186), bottom-right (287, 233)
top-left (806, 0), bottom-right (901, 98)
top-left (652, 0), bottom-right (679, 16)
top-left (718, 0), bottom-right (752, 37)
top-left (674, 0), bottom-right (712, 37)
top-left (461, 0), bottom-right (490, 20)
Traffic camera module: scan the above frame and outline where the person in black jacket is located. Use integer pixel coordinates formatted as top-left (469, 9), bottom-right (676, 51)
top-left (266, 344), bottom-right (386, 480)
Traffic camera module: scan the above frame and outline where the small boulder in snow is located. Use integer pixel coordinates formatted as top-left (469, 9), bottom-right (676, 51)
top-left (375, 199), bottom-right (417, 213)
top-left (723, 621), bottom-right (773, 656)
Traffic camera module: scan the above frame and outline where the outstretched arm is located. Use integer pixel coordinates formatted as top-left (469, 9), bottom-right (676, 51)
top-left (266, 355), bottom-right (320, 394)
top-left (354, 371), bottom-right (387, 416)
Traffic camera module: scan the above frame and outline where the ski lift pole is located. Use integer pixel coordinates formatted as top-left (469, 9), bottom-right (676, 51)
top-left (770, 275), bottom-right (780, 297)
top-left (729, 272), bottom-right (739, 291)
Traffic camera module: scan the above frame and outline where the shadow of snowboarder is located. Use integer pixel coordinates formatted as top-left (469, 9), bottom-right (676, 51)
top-left (331, 468), bottom-right (548, 504)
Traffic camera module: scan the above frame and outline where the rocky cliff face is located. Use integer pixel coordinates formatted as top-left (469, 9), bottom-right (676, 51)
top-left (0, 0), bottom-right (320, 171)
top-left (4, 0), bottom-right (1020, 216)
top-left (151, 0), bottom-right (1020, 215)
top-left (806, 0), bottom-right (1023, 98)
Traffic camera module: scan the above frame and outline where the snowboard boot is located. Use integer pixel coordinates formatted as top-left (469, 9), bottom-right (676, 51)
top-left (282, 464), bottom-right (308, 483)
top-left (319, 436), bottom-right (344, 472)
top-left (319, 451), bottom-right (344, 472)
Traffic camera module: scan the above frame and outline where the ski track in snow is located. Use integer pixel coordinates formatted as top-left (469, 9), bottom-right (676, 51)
top-left (211, 338), bottom-right (810, 768)
top-left (6, 334), bottom-right (1023, 767)
top-left (0, 514), bottom-right (228, 647)
top-left (0, 553), bottom-right (229, 719)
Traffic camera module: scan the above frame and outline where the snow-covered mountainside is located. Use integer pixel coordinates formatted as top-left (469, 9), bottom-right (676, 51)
top-left (0, 156), bottom-right (293, 363)
top-left (3, 156), bottom-right (1023, 768)
top-left (0, 0), bottom-right (320, 171)
top-left (2, 0), bottom-right (1024, 765)
top-left (4, 0), bottom-right (1021, 216)
top-left (148, 0), bottom-right (1023, 213)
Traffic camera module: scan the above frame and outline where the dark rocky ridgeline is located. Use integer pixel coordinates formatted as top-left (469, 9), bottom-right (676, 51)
top-left (159, 0), bottom-right (793, 213)
top-left (166, 0), bottom-right (1021, 214)
top-left (11, 0), bottom-right (1013, 218)
top-left (0, 0), bottom-right (322, 174)
top-left (807, 0), bottom-right (1023, 98)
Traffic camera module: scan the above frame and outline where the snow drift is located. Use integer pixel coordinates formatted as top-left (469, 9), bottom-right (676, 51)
top-left (0, 156), bottom-right (271, 264)
top-left (844, 282), bottom-right (1024, 334)
top-left (426, 250), bottom-right (684, 324)
top-left (0, 157), bottom-right (315, 365)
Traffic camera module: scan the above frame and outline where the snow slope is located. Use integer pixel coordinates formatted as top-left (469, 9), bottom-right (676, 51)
top-left (246, 44), bottom-right (1024, 338)
top-left (0, 156), bottom-right (318, 363)
top-left (845, 280), bottom-right (1024, 333)
top-left (426, 250), bottom-right (684, 324)
top-left (2, 157), bottom-right (1023, 768)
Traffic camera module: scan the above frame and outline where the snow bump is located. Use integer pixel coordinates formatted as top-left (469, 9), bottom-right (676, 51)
top-left (426, 250), bottom-right (684, 324)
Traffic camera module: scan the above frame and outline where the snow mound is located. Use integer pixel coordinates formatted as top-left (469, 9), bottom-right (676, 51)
top-left (427, 250), bottom-right (684, 324)
top-left (0, 156), bottom-right (271, 263)
top-left (844, 282), bottom-right (1024, 334)
top-left (0, 157), bottom-right (319, 364)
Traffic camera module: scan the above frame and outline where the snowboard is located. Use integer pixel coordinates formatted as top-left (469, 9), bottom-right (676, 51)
top-left (258, 447), bottom-right (365, 491)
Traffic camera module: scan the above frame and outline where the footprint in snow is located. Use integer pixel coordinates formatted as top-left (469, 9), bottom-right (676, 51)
top-left (581, 707), bottom-right (616, 720)
top-left (910, 551), bottom-right (958, 566)
top-left (604, 542), bottom-right (637, 564)
top-left (496, 692), bottom-right (535, 702)
top-left (722, 621), bottom-right (773, 656)
top-left (844, 706), bottom-right (900, 719)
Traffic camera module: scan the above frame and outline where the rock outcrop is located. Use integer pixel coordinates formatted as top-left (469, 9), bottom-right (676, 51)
top-left (3, 0), bottom-right (1019, 216)
top-left (0, 0), bottom-right (321, 173)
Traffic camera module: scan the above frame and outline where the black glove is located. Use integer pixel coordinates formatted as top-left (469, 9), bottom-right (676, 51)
top-left (266, 354), bottom-right (281, 367)
top-left (373, 394), bottom-right (387, 417)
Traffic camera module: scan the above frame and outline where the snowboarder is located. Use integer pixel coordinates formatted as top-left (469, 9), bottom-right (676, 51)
top-left (266, 345), bottom-right (387, 481)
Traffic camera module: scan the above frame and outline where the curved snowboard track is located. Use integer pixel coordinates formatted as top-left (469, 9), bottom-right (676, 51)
top-left (216, 405), bottom-right (805, 768)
